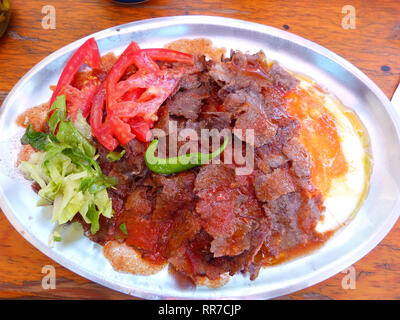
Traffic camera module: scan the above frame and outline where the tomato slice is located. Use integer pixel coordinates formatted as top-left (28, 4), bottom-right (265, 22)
top-left (106, 42), bottom-right (141, 114)
top-left (121, 87), bottom-right (145, 102)
top-left (108, 116), bottom-right (135, 145)
top-left (142, 48), bottom-right (194, 64)
top-left (50, 38), bottom-right (101, 120)
top-left (128, 116), bottom-right (153, 142)
top-left (60, 80), bottom-right (99, 119)
top-left (112, 72), bottom-right (181, 120)
top-left (90, 86), bottom-right (119, 151)
top-left (50, 39), bottom-right (195, 150)
top-left (113, 71), bottom-right (156, 102)
top-left (93, 41), bottom-right (194, 148)
top-left (131, 49), bottom-right (160, 73)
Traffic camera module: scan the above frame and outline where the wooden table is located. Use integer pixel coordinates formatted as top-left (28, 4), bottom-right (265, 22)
top-left (0, 0), bottom-right (399, 300)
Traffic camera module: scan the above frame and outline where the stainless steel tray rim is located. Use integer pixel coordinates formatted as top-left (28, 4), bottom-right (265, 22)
top-left (1, 15), bottom-right (399, 300)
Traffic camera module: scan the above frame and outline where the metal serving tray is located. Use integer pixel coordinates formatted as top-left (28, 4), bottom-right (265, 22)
top-left (1, 16), bottom-right (399, 299)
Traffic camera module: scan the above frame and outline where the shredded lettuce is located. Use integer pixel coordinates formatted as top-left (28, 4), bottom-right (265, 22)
top-left (73, 110), bottom-right (92, 140)
top-left (21, 124), bottom-right (49, 151)
top-left (19, 95), bottom-right (116, 235)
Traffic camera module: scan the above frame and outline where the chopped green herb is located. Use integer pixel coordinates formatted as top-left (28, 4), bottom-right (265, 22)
top-left (86, 203), bottom-right (100, 235)
top-left (119, 222), bottom-right (128, 236)
top-left (48, 95), bottom-right (67, 134)
top-left (107, 150), bottom-right (126, 162)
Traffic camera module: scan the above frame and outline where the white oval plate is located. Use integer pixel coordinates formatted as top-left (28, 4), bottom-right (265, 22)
top-left (1, 16), bottom-right (400, 299)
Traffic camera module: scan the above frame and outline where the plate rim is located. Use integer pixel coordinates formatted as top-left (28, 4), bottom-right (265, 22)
top-left (1, 15), bottom-right (400, 300)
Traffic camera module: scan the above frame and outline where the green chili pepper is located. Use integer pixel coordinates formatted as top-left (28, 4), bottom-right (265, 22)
top-left (145, 135), bottom-right (229, 175)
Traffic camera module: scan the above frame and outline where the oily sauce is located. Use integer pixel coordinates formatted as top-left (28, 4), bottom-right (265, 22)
top-left (285, 86), bottom-right (349, 197)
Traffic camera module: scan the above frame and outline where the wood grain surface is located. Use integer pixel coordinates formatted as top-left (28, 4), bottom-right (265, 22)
top-left (0, 0), bottom-right (399, 300)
